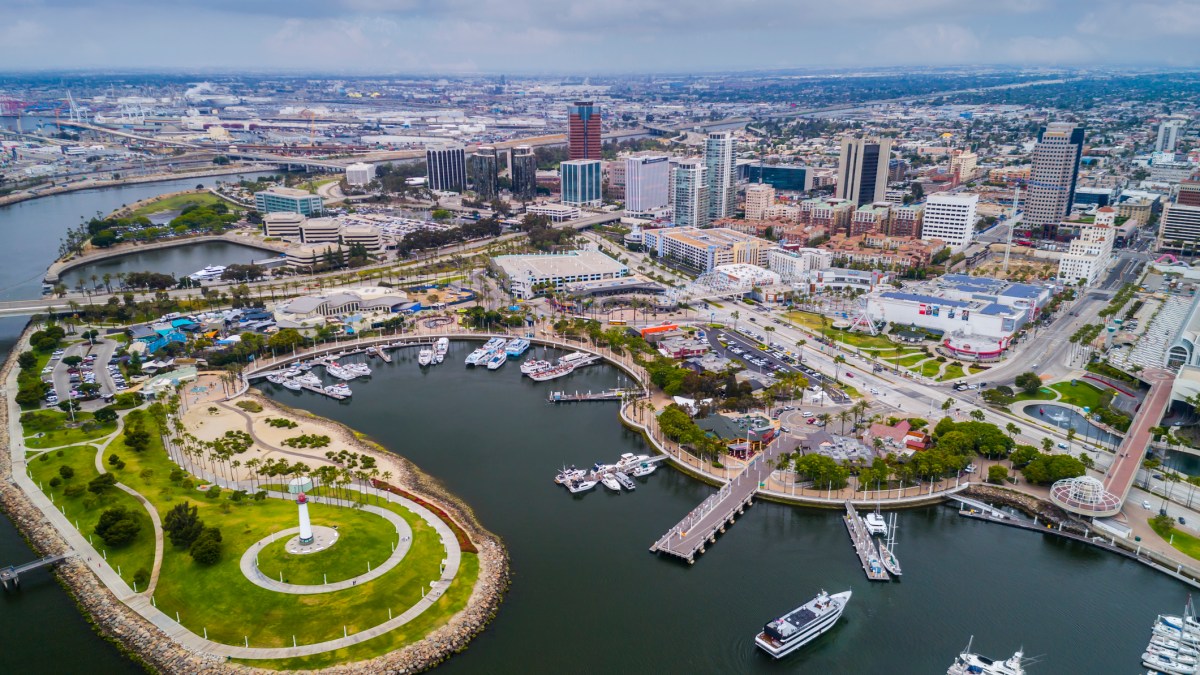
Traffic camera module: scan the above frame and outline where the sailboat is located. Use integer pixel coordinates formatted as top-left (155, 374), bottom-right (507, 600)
top-left (878, 511), bottom-right (902, 577)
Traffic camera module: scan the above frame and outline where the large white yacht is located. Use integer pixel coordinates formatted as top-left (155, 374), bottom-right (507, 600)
top-left (754, 590), bottom-right (851, 658)
top-left (947, 637), bottom-right (1026, 675)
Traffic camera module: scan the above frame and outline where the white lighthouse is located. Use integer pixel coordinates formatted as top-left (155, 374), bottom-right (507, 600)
top-left (297, 492), bottom-right (314, 545)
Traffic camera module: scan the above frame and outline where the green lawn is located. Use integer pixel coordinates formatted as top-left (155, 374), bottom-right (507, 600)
top-left (917, 360), bottom-right (945, 378)
top-left (255, 508), bottom-right (401, 585)
top-left (28, 444), bottom-right (156, 587)
top-left (1150, 518), bottom-right (1200, 561)
top-left (128, 191), bottom-right (243, 218)
top-left (22, 409), bottom-right (117, 449)
top-left (1049, 381), bottom-right (1110, 411)
top-left (784, 312), bottom-right (897, 350)
top-left (937, 364), bottom-right (970, 382)
top-left (892, 353), bottom-right (928, 368)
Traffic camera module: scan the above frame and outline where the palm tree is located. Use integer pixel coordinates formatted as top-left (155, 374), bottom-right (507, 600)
top-left (1005, 422), bottom-right (1020, 442)
top-left (818, 412), bottom-right (832, 428)
top-left (837, 410), bottom-right (851, 435)
top-left (833, 355), bottom-right (846, 382)
top-left (1066, 428), bottom-right (1077, 451)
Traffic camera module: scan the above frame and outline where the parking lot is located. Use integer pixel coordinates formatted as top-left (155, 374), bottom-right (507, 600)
top-left (703, 327), bottom-right (851, 405)
top-left (45, 337), bottom-right (123, 408)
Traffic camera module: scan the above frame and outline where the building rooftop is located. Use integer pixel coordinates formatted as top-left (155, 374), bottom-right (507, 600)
top-left (259, 186), bottom-right (317, 198)
top-left (492, 249), bottom-right (627, 279)
top-left (879, 291), bottom-right (971, 308)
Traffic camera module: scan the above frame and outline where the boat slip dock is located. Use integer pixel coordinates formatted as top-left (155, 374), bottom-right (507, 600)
top-left (547, 389), bottom-right (637, 403)
top-left (844, 502), bottom-right (890, 581)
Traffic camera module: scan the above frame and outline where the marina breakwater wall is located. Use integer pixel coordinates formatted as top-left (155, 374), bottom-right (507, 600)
top-left (0, 318), bottom-right (510, 673)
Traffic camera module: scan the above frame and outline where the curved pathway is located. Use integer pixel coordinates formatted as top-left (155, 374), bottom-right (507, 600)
top-left (239, 503), bottom-right (413, 595)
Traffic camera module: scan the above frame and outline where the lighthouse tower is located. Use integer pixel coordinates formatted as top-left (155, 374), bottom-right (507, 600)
top-left (296, 492), bottom-right (314, 545)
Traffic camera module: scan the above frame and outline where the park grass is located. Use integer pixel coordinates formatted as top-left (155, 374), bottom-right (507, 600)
top-left (917, 360), bottom-right (944, 378)
top-left (785, 311), bottom-right (897, 350)
top-left (22, 409), bottom-right (117, 449)
top-left (1049, 381), bottom-right (1109, 411)
top-left (128, 191), bottom-right (243, 218)
top-left (28, 444), bottom-right (156, 586)
top-left (1013, 388), bottom-right (1057, 403)
top-left (937, 364), bottom-right (970, 382)
top-left (237, 553), bottom-right (480, 672)
top-left (255, 508), bottom-right (401, 585)
top-left (1149, 518), bottom-right (1200, 561)
top-left (891, 353), bottom-right (928, 368)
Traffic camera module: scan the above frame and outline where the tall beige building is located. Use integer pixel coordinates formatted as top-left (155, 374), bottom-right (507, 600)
top-left (744, 183), bottom-right (776, 221)
top-left (949, 150), bottom-right (978, 181)
top-left (836, 137), bottom-right (892, 207)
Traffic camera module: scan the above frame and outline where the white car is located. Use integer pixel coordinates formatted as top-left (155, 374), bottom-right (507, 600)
top-left (802, 411), bottom-right (814, 417)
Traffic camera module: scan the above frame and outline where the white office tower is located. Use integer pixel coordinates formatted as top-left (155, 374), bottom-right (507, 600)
top-left (705, 131), bottom-right (736, 220)
top-left (625, 155), bottom-right (670, 213)
top-left (1058, 222), bottom-right (1113, 287)
top-left (921, 193), bottom-right (978, 251)
top-left (672, 159), bottom-right (709, 228)
top-left (297, 492), bottom-right (314, 544)
top-left (345, 162), bottom-right (375, 186)
top-left (745, 183), bottom-right (776, 221)
top-left (1156, 118), bottom-right (1187, 154)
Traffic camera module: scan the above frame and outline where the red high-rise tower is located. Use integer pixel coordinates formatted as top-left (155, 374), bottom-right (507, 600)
top-left (567, 101), bottom-right (601, 161)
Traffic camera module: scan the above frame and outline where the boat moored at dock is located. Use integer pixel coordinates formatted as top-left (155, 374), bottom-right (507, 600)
top-left (947, 637), bottom-right (1026, 675)
top-left (418, 349), bottom-right (434, 367)
top-left (505, 338), bottom-right (530, 357)
top-left (754, 590), bottom-right (851, 659)
top-left (486, 351), bottom-right (507, 370)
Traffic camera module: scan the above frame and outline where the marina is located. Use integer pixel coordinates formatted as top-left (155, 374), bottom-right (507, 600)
top-left (844, 502), bottom-right (891, 582)
top-left (554, 453), bottom-right (664, 496)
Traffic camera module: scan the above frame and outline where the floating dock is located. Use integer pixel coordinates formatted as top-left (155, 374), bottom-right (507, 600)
top-left (844, 502), bottom-right (890, 582)
top-left (547, 389), bottom-right (635, 403)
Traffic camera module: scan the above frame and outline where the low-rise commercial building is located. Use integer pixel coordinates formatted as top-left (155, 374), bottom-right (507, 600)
top-left (255, 187), bottom-right (324, 216)
top-left (345, 162), bottom-right (375, 186)
top-left (492, 249), bottom-right (629, 299)
top-left (765, 248), bottom-right (833, 279)
top-left (262, 212), bottom-right (305, 239)
top-left (527, 203), bottom-right (582, 222)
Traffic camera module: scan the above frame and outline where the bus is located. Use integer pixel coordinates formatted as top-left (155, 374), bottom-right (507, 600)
top-left (609, 319), bottom-right (627, 326)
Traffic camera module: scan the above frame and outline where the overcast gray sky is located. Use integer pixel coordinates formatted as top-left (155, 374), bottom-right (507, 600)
top-left (3, 0), bottom-right (1200, 73)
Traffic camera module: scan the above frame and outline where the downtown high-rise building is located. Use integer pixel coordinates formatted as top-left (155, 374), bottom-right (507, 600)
top-left (469, 146), bottom-right (499, 200)
top-left (511, 145), bottom-right (538, 201)
top-left (1157, 119), bottom-right (1187, 154)
top-left (426, 143), bottom-right (467, 193)
top-left (1021, 122), bottom-right (1085, 240)
top-left (567, 101), bottom-right (602, 161)
top-left (705, 131), bottom-right (736, 220)
top-left (836, 137), bottom-right (892, 207)
top-left (671, 159), bottom-right (709, 229)
top-left (560, 159), bottom-right (602, 207)
top-left (624, 155), bottom-right (670, 213)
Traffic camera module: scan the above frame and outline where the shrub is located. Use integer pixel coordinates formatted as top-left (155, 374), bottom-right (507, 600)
top-left (169, 469), bottom-right (185, 483)
top-left (205, 485), bottom-right (222, 500)
top-left (133, 568), bottom-right (150, 587)
top-left (63, 483), bottom-right (86, 497)
top-left (49, 476), bottom-right (62, 487)
top-left (189, 527), bottom-right (223, 565)
top-left (88, 473), bottom-right (117, 494)
top-left (235, 400), bottom-right (263, 413)
top-left (58, 465), bottom-right (75, 480)
top-left (108, 453), bottom-right (122, 466)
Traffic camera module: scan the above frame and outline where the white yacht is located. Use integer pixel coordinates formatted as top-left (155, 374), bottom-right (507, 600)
top-left (281, 379), bottom-right (303, 391)
top-left (1149, 645), bottom-right (1199, 666)
top-left (613, 472), bottom-right (636, 491)
top-left (631, 463), bottom-right (657, 478)
top-left (188, 265), bottom-right (226, 281)
top-left (947, 637), bottom-right (1026, 675)
top-left (599, 474), bottom-right (621, 492)
top-left (435, 337), bottom-right (449, 356)
top-left (521, 359), bottom-right (551, 375)
top-left (418, 349), bottom-right (434, 367)
top-left (1153, 635), bottom-right (1200, 657)
top-left (755, 590), bottom-right (851, 658)
top-left (565, 478), bottom-right (597, 494)
top-left (864, 511), bottom-right (888, 536)
top-left (1145, 651), bottom-right (1199, 675)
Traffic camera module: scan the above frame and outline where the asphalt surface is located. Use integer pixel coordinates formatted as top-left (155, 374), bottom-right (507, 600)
top-left (703, 326), bottom-right (851, 404)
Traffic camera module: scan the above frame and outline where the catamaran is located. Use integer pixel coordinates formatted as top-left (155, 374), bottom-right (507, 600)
top-left (465, 347), bottom-right (489, 366)
top-left (505, 338), bottom-right (530, 356)
top-left (754, 590), bottom-right (852, 658)
top-left (486, 351), bottom-right (507, 370)
top-left (864, 511), bottom-right (888, 536)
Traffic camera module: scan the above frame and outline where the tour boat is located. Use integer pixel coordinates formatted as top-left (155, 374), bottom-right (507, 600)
top-left (486, 351), bottom-right (507, 370)
top-left (521, 359), bottom-right (551, 375)
top-left (435, 337), bottom-right (449, 357)
top-left (614, 472), bottom-right (636, 491)
top-left (505, 338), bottom-right (530, 357)
top-left (755, 590), bottom-right (852, 659)
top-left (529, 363), bottom-right (575, 382)
top-left (465, 347), bottom-right (489, 366)
top-left (418, 349), bottom-right (434, 367)
top-left (599, 474), bottom-right (621, 492)
top-left (559, 351), bottom-right (590, 365)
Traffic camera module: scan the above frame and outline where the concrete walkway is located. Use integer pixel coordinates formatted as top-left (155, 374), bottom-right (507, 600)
top-left (239, 503), bottom-right (413, 595)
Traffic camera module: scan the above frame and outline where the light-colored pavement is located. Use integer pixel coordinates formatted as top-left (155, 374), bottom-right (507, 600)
top-left (239, 502), bottom-right (413, 595)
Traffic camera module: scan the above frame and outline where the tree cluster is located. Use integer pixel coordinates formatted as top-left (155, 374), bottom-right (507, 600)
top-left (163, 501), bottom-right (224, 565)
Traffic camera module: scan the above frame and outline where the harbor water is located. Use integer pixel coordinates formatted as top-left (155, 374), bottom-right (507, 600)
top-left (58, 240), bottom-right (272, 290)
top-left (262, 342), bottom-right (1197, 674)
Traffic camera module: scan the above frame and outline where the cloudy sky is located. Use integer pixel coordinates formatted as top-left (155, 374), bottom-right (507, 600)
top-left (3, 0), bottom-right (1200, 73)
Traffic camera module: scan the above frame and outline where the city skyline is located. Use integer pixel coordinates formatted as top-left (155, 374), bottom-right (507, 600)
top-left (3, 0), bottom-right (1200, 73)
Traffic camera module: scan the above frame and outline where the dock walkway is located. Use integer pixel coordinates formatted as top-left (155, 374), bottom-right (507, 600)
top-left (650, 439), bottom-right (786, 564)
top-left (1, 553), bottom-right (73, 590)
top-left (843, 502), bottom-right (890, 581)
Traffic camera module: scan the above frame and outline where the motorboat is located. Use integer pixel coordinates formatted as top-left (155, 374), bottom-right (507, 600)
top-left (188, 265), bottom-right (226, 281)
top-left (324, 383), bottom-right (352, 397)
top-left (435, 337), bottom-right (449, 357)
top-left (1144, 651), bottom-right (1199, 675)
top-left (614, 472), bottom-right (636, 491)
top-left (947, 637), bottom-right (1026, 675)
top-left (294, 373), bottom-right (322, 388)
top-left (1151, 635), bottom-right (1200, 657)
top-left (266, 374), bottom-right (285, 385)
top-left (418, 349), bottom-right (434, 367)
top-left (1149, 646), bottom-right (1200, 666)
top-left (565, 478), bottom-right (597, 494)
top-left (555, 466), bottom-right (586, 485)
top-left (282, 379), bottom-right (303, 391)
top-left (631, 463), bottom-right (657, 478)
top-left (755, 590), bottom-right (852, 659)
top-left (486, 351), bottom-right (507, 370)
top-left (599, 474), bottom-right (621, 492)
top-left (615, 453), bottom-right (650, 471)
